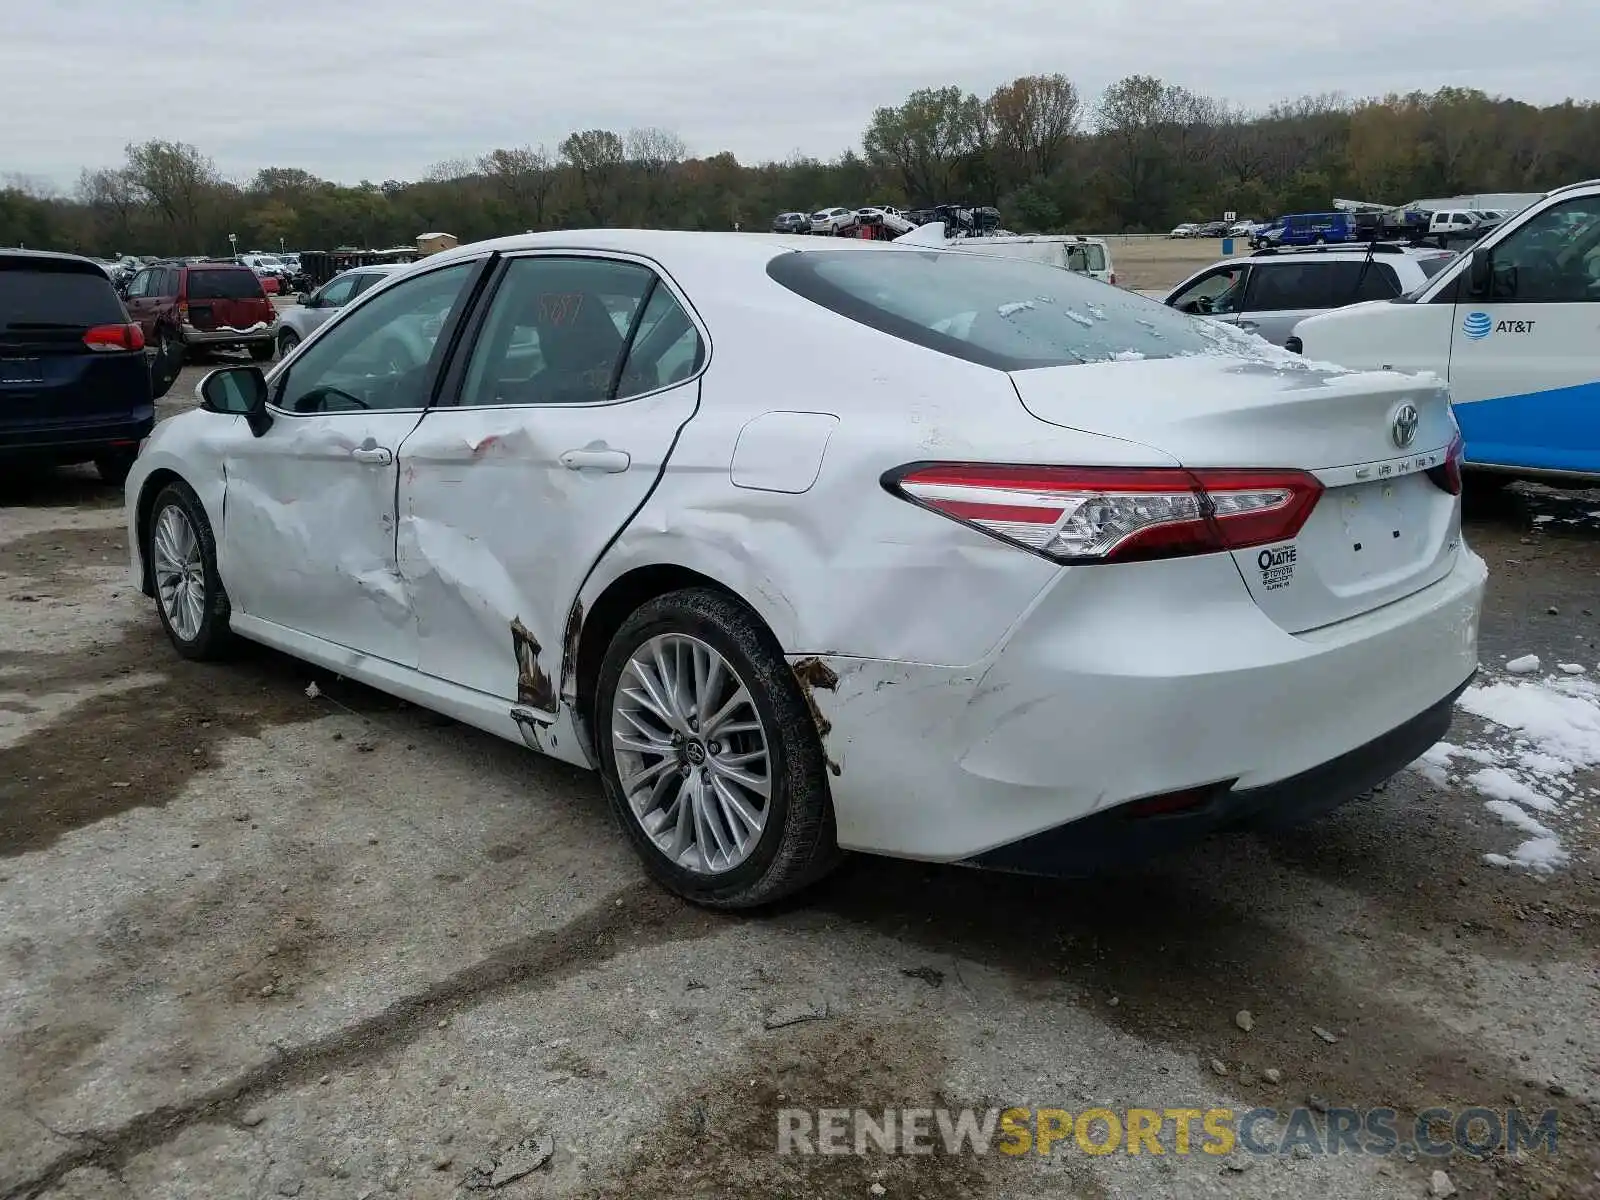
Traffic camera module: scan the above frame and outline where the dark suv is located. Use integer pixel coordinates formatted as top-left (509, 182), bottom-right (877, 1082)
top-left (120, 262), bottom-right (277, 398)
top-left (0, 250), bottom-right (154, 484)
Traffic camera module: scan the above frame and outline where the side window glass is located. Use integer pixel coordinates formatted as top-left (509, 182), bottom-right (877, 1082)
top-left (319, 275), bottom-right (359, 308)
top-left (164, 269), bottom-right (181, 295)
top-left (1486, 198), bottom-right (1600, 303)
top-left (1355, 264), bottom-right (1402, 301)
top-left (125, 270), bottom-right (150, 298)
top-left (457, 257), bottom-right (655, 407)
top-left (276, 261), bottom-right (477, 414)
top-left (1170, 267), bottom-right (1246, 315)
top-left (1244, 264), bottom-right (1323, 311)
top-left (350, 273), bottom-right (384, 297)
top-left (616, 285), bottom-right (704, 399)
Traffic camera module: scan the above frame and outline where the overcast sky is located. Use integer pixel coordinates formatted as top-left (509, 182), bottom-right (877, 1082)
top-left (4, 0), bottom-right (1595, 190)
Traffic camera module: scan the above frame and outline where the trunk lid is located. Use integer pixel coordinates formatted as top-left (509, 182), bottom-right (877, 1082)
top-left (1010, 355), bottom-right (1462, 633)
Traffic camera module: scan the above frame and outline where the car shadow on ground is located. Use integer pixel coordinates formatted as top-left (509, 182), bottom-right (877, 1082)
top-left (1462, 478), bottom-right (1600, 542)
top-left (0, 463), bottom-right (123, 510)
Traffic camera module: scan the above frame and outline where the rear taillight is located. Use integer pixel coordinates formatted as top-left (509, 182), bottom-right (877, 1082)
top-left (884, 463), bottom-right (1323, 564)
top-left (1426, 433), bottom-right (1464, 496)
top-left (1109, 273), bottom-right (1118, 286)
top-left (82, 323), bottom-right (145, 352)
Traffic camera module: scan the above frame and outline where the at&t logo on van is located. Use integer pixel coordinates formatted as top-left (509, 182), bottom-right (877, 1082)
top-left (1462, 312), bottom-right (1493, 340)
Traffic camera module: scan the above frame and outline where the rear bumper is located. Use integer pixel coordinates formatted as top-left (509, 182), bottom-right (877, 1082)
top-left (969, 673), bottom-right (1472, 875)
top-left (179, 323), bottom-right (274, 347)
top-left (808, 547), bottom-right (1486, 862)
top-left (0, 411), bottom-right (154, 456)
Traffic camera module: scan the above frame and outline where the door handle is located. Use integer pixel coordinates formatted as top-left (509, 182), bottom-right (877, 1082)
top-left (351, 446), bottom-right (393, 465)
top-left (560, 448), bottom-right (631, 473)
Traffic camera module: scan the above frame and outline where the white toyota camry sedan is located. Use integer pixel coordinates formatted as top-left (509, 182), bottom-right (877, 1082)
top-left (125, 231), bottom-right (1486, 908)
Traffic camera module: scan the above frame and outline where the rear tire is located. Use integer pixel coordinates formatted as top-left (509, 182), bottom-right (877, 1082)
top-left (594, 588), bottom-right (841, 909)
top-left (94, 450), bottom-right (137, 486)
top-left (147, 481), bottom-right (236, 661)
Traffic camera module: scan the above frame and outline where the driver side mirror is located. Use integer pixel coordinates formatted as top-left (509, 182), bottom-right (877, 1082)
top-left (299, 293), bottom-right (318, 308)
top-left (200, 365), bottom-right (273, 437)
top-left (1467, 247), bottom-right (1492, 297)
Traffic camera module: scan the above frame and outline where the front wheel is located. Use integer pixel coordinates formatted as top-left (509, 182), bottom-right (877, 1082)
top-left (595, 588), bottom-right (841, 909)
top-left (147, 481), bottom-right (236, 660)
top-left (277, 329), bottom-right (300, 359)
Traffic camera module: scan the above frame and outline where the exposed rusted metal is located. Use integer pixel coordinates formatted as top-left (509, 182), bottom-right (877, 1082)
top-left (510, 616), bottom-right (556, 711)
top-left (558, 600), bottom-right (584, 705)
top-left (791, 656), bottom-right (841, 777)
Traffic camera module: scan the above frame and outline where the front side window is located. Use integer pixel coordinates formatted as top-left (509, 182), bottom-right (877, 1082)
top-left (276, 261), bottom-right (477, 413)
top-left (316, 274), bottom-right (360, 308)
top-left (1484, 196), bottom-right (1600, 303)
top-left (771, 249), bottom-right (1223, 370)
top-left (125, 270), bottom-right (152, 299)
top-left (1170, 266), bottom-right (1248, 315)
top-left (456, 256), bottom-right (666, 407)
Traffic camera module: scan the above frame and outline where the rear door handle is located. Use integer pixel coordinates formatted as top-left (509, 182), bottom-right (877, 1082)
top-left (560, 448), bottom-right (631, 473)
top-left (351, 446), bottom-right (393, 465)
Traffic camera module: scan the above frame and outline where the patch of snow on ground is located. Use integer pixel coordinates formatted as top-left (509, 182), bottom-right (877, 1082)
top-left (1505, 654), bottom-right (1541, 674)
top-left (997, 300), bottom-right (1036, 317)
top-left (1468, 768), bottom-right (1559, 813)
top-left (1442, 670), bottom-right (1600, 874)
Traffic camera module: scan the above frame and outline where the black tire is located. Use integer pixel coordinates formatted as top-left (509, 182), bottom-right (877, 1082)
top-left (147, 480), bottom-right (236, 661)
top-left (149, 328), bottom-right (183, 401)
top-left (94, 449), bottom-right (137, 486)
top-left (249, 341), bottom-right (274, 362)
top-left (277, 329), bottom-right (300, 359)
top-left (594, 588), bottom-right (842, 909)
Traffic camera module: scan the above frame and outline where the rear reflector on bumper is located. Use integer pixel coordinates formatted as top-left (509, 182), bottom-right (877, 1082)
top-left (883, 463), bottom-right (1323, 564)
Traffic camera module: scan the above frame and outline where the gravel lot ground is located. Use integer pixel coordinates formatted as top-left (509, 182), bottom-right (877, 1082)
top-left (1, 299), bottom-right (1597, 1200)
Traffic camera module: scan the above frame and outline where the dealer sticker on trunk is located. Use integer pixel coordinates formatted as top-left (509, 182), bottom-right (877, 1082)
top-left (1257, 545), bottom-right (1296, 591)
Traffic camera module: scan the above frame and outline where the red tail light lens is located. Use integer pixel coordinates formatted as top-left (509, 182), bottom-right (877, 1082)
top-left (83, 323), bottom-right (145, 352)
top-left (1426, 433), bottom-right (1464, 496)
top-left (883, 463), bottom-right (1323, 564)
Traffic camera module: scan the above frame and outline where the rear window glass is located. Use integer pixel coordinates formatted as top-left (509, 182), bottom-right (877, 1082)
top-left (0, 265), bottom-right (124, 328)
top-left (767, 249), bottom-right (1222, 370)
top-left (186, 269), bottom-right (264, 300)
top-left (1065, 244), bottom-right (1107, 272)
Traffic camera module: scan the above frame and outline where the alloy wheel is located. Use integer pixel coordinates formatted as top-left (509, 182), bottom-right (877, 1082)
top-left (152, 504), bottom-right (205, 641)
top-left (610, 633), bottom-right (772, 875)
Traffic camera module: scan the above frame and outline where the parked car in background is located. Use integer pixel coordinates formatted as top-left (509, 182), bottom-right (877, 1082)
top-left (771, 212), bottom-right (810, 234)
top-left (1227, 219), bottom-right (1263, 238)
top-left (1193, 220), bottom-right (1231, 238)
top-left (275, 265), bottom-right (403, 357)
top-left (1163, 244), bottom-right (1457, 346)
top-left (1423, 210), bottom-right (1488, 247)
top-left (119, 262), bottom-right (277, 398)
top-left (939, 234), bottom-right (1116, 285)
top-left (239, 253), bottom-right (294, 293)
top-left (810, 207), bottom-right (857, 234)
top-left (126, 231), bottom-right (1481, 908)
top-left (856, 207), bottom-right (917, 236)
top-left (0, 250), bottom-right (153, 484)
top-left (1250, 212), bottom-right (1356, 248)
top-left (1168, 223), bottom-right (1200, 238)
top-left (1292, 178), bottom-right (1600, 484)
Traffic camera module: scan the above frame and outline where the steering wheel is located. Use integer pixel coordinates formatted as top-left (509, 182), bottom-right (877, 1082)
top-left (295, 385), bottom-right (370, 412)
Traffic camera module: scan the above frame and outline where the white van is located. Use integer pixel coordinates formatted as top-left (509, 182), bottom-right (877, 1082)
top-left (1292, 179), bottom-right (1600, 482)
top-left (940, 234), bottom-right (1116, 285)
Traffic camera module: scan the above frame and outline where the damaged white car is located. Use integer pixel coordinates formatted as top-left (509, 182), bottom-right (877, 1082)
top-left (126, 231), bottom-right (1486, 908)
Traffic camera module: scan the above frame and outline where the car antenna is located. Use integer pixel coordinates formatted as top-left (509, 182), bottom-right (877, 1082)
top-left (1347, 231), bottom-right (1379, 306)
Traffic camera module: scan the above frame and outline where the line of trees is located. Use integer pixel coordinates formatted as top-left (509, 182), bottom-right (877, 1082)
top-left (3, 76), bottom-right (1598, 257)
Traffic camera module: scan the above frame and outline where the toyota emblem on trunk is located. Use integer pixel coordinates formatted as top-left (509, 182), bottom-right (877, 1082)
top-left (1391, 403), bottom-right (1420, 448)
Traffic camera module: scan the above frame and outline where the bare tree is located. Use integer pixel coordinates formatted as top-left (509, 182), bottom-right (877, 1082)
top-left (478, 145), bottom-right (555, 228)
top-left (986, 74), bottom-right (1081, 185)
top-left (122, 140), bottom-right (219, 244)
top-left (559, 130), bottom-right (626, 224)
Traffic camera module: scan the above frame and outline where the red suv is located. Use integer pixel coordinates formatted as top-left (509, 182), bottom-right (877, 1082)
top-left (119, 262), bottom-right (276, 397)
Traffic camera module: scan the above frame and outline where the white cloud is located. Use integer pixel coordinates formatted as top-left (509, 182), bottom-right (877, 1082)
top-left (3, 0), bottom-right (1594, 185)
